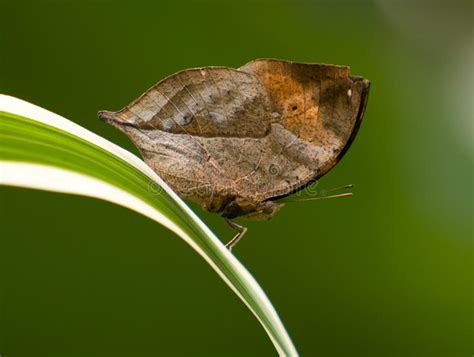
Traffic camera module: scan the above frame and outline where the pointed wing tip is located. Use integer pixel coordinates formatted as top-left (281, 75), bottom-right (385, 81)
top-left (97, 110), bottom-right (116, 123)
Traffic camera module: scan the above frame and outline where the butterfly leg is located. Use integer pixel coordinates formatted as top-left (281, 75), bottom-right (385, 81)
top-left (224, 218), bottom-right (248, 251)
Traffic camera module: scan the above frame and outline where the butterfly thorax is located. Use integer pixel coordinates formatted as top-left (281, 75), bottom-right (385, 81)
top-left (221, 199), bottom-right (284, 221)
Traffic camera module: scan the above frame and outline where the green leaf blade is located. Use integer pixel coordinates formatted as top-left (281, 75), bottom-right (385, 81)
top-left (0, 95), bottom-right (298, 356)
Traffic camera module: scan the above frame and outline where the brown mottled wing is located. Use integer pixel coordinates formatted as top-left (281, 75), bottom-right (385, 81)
top-left (238, 59), bottom-right (370, 200)
top-left (98, 60), bottom-right (370, 213)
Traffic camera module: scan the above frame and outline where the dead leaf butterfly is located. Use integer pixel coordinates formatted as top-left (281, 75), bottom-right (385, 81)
top-left (99, 59), bottom-right (370, 250)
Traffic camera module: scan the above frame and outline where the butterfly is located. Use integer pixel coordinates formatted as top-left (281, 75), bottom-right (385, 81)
top-left (99, 59), bottom-right (370, 250)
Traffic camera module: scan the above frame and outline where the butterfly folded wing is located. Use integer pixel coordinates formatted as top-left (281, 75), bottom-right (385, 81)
top-left (99, 59), bottom-right (370, 218)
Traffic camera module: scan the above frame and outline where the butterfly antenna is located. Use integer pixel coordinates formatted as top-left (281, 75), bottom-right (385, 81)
top-left (283, 183), bottom-right (354, 203)
top-left (323, 184), bottom-right (354, 193)
top-left (285, 192), bottom-right (353, 203)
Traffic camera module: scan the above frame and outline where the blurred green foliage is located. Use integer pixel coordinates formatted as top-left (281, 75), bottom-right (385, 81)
top-left (1, 1), bottom-right (472, 356)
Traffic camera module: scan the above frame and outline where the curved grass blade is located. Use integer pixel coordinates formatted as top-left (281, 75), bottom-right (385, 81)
top-left (0, 95), bottom-right (298, 356)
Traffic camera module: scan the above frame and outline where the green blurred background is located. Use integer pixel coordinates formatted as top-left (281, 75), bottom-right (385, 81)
top-left (1, 1), bottom-right (472, 356)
